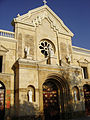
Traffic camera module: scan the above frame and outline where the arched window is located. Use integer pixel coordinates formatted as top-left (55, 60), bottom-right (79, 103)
top-left (27, 85), bottom-right (35, 102)
top-left (73, 86), bottom-right (80, 102)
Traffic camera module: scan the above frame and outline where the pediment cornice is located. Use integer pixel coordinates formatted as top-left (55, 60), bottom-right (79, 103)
top-left (13, 5), bottom-right (74, 37)
top-left (0, 45), bottom-right (9, 52)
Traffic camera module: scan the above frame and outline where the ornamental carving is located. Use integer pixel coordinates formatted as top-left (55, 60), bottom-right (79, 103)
top-left (31, 12), bottom-right (61, 33)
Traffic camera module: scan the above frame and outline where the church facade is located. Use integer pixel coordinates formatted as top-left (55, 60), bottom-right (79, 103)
top-left (0, 5), bottom-right (90, 119)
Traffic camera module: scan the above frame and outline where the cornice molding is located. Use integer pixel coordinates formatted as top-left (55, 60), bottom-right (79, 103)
top-left (0, 45), bottom-right (9, 52)
top-left (13, 5), bottom-right (74, 37)
top-left (72, 46), bottom-right (90, 57)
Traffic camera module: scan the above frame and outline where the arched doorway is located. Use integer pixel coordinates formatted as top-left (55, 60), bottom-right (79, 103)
top-left (43, 80), bottom-right (60, 120)
top-left (0, 81), bottom-right (5, 119)
top-left (42, 76), bottom-right (70, 120)
top-left (83, 84), bottom-right (90, 115)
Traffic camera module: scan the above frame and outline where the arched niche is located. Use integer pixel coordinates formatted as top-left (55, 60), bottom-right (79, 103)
top-left (27, 85), bottom-right (35, 102)
top-left (72, 86), bottom-right (80, 102)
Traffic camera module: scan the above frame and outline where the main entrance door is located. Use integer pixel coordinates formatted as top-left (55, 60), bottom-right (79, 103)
top-left (43, 81), bottom-right (60, 120)
top-left (83, 84), bottom-right (90, 115)
top-left (0, 82), bottom-right (5, 119)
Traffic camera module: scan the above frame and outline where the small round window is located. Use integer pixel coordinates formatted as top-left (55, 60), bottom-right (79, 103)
top-left (39, 40), bottom-right (54, 57)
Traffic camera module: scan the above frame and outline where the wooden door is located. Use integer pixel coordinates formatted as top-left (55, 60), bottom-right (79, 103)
top-left (43, 82), bottom-right (59, 120)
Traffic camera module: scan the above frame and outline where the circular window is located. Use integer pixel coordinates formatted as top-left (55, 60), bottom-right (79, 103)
top-left (39, 40), bottom-right (54, 57)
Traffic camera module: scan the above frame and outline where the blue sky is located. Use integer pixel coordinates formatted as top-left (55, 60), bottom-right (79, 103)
top-left (0, 0), bottom-right (90, 50)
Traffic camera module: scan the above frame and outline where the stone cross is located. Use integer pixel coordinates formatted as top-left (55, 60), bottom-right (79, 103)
top-left (43, 0), bottom-right (47, 5)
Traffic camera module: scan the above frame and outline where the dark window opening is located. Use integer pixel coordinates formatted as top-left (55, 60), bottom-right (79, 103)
top-left (82, 67), bottom-right (88, 79)
top-left (0, 56), bottom-right (3, 73)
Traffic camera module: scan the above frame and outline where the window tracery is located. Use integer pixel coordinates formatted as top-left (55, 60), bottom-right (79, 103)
top-left (39, 40), bottom-right (54, 57)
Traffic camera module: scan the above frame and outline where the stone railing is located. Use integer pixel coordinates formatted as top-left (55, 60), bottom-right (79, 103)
top-left (0, 29), bottom-right (15, 38)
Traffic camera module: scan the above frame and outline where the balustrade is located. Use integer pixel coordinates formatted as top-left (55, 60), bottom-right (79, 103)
top-left (0, 29), bottom-right (15, 38)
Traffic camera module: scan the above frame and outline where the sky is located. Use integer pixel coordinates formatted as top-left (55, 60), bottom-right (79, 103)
top-left (0, 0), bottom-right (90, 50)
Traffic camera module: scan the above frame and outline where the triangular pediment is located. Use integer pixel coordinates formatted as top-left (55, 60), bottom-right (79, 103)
top-left (0, 45), bottom-right (9, 52)
top-left (13, 5), bottom-right (74, 37)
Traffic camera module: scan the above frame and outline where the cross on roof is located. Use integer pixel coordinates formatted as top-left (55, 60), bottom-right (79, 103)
top-left (43, 0), bottom-right (47, 5)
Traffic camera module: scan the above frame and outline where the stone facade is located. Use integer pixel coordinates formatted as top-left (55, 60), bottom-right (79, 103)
top-left (0, 5), bottom-right (90, 120)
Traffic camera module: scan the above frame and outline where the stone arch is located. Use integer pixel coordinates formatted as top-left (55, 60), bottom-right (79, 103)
top-left (47, 74), bottom-right (71, 108)
top-left (0, 81), bottom-right (5, 89)
top-left (42, 74), bottom-right (70, 119)
top-left (46, 73), bottom-right (70, 95)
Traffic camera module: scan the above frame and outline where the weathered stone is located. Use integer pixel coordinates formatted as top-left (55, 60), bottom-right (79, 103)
top-left (0, 4), bottom-right (90, 119)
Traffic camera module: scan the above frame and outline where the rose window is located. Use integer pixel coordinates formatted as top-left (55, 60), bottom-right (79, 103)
top-left (39, 41), bottom-right (54, 57)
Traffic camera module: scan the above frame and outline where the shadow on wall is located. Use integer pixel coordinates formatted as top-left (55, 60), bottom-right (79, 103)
top-left (66, 101), bottom-right (85, 119)
top-left (5, 101), bottom-right (42, 120)
top-left (4, 101), bottom-right (86, 120)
